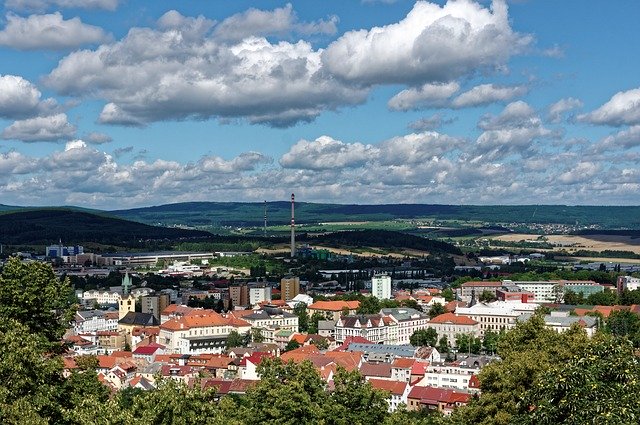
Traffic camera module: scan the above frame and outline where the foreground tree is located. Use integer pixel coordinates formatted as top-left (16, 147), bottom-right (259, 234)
top-left (410, 328), bottom-right (438, 347)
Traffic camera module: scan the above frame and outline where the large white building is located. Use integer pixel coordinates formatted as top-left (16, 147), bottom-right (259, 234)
top-left (427, 313), bottom-right (481, 348)
top-left (73, 310), bottom-right (119, 334)
top-left (506, 280), bottom-right (604, 303)
top-left (617, 276), bottom-right (640, 294)
top-left (372, 274), bottom-right (392, 299)
top-left (454, 301), bottom-right (538, 336)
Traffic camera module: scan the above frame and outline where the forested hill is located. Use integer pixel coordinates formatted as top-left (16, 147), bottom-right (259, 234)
top-left (301, 229), bottom-right (463, 255)
top-left (0, 209), bottom-right (212, 245)
top-left (110, 202), bottom-right (640, 229)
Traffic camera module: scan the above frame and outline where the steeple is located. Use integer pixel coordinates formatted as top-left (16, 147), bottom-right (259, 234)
top-left (122, 272), bottom-right (132, 296)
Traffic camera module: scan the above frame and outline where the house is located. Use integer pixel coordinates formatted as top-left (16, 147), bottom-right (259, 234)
top-left (380, 308), bottom-right (430, 345)
top-left (74, 310), bottom-right (119, 334)
top-left (390, 357), bottom-right (416, 382)
top-left (132, 342), bottom-right (166, 363)
top-left (359, 362), bottom-right (393, 380)
top-left (427, 313), bottom-right (481, 348)
top-left (417, 362), bottom-right (481, 391)
top-left (236, 307), bottom-right (298, 343)
top-left (454, 301), bottom-right (538, 336)
top-left (308, 301), bottom-right (361, 321)
top-left (238, 352), bottom-right (272, 380)
top-left (406, 385), bottom-right (471, 415)
top-left (334, 314), bottom-right (394, 344)
top-left (518, 312), bottom-right (598, 337)
top-left (368, 379), bottom-right (410, 412)
top-left (118, 312), bottom-right (159, 345)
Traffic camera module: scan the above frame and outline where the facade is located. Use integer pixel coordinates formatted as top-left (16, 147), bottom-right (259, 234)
top-left (459, 282), bottom-right (503, 302)
top-left (81, 290), bottom-right (121, 306)
top-left (454, 302), bottom-right (538, 336)
top-left (73, 310), bottom-right (118, 334)
top-left (372, 274), bottom-right (392, 299)
top-left (141, 294), bottom-right (171, 322)
top-left (518, 312), bottom-right (598, 337)
top-left (418, 363), bottom-right (481, 391)
top-left (229, 284), bottom-right (249, 308)
top-left (334, 315), bottom-right (394, 344)
top-left (505, 280), bottom-right (604, 303)
top-left (249, 285), bottom-right (272, 306)
top-left (617, 275), bottom-right (640, 294)
top-left (380, 308), bottom-right (430, 345)
top-left (407, 386), bottom-right (470, 415)
top-left (427, 313), bottom-right (481, 348)
top-left (238, 307), bottom-right (299, 343)
top-left (280, 276), bottom-right (300, 301)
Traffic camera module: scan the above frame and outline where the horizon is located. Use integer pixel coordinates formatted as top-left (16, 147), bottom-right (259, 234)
top-left (1, 1), bottom-right (639, 208)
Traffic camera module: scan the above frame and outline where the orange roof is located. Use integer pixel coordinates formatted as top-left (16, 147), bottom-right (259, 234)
top-left (369, 379), bottom-right (407, 396)
top-left (229, 310), bottom-right (256, 318)
top-left (291, 333), bottom-right (308, 344)
top-left (206, 356), bottom-right (232, 369)
top-left (324, 351), bottom-right (362, 371)
top-left (132, 326), bottom-right (160, 336)
top-left (161, 304), bottom-right (196, 316)
top-left (445, 301), bottom-right (467, 312)
top-left (417, 295), bottom-right (434, 302)
top-left (280, 345), bottom-right (321, 363)
top-left (62, 357), bottom-right (77, 369)
top-left (308, 300), bottom-right (360, 312)
top-left (110, 351), bottom-right (133, 358)
top-left (161, 311), bottom-right (234, 331)
top-left (391, 358), bottom-right (415, 369)
top-left (97, 355), bottom-right (117, 369)
top-left (429, 313), bottom-right (478, 326)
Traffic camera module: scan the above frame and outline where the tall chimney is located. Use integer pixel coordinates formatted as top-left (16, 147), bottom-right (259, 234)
top-left (264, 200), bottom-right (267, 237)
top-left (290, 193), bottom-right (296, 258)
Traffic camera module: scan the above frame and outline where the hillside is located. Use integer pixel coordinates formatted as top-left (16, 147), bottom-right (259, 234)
top-left (0, 209), bottom-right (212, 246)
top-left (300, 229), bottom-right (463, 255)
top-left (110, 202), bottom-right (640, 229)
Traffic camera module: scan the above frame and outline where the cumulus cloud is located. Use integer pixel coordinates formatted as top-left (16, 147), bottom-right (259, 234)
top-left (0, 13), bottom-right (110, 50)
top-left (4, 0), bottom-right (118, 12)
top-left (557, 161), bottom-right (601, 185)
top-left (46, 11), bottom-right (366, 127)
top-left (280, 136), bottom-right (376, 170)
top-left (378, 131), bottom-right (465, 165)
top-left (579, 88), bottom-right (640, 126)
top-left (451, 83), bottom-right (528, 108)
top-left (547, 97), bottom-right (583, 123)
top-left (1, 113), bottom-right (76, 142)
top-left (323, 0), bottom-right (531, 85)
top-left (595, 126), bottom-right (640, 152)
top-left (408, 113), bottom-right (455, 131)
top-left (213, 3), bottom-right (338, 42)
top-left (0, 74), bottom-right (59, 119)
top-left (388, 82), bottom-right (459, 111)
top-left (84, 131), bottom-right (112, 144)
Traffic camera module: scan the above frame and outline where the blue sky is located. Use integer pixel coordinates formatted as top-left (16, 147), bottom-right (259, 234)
top-left (0, 0), bottom-right (639, 208)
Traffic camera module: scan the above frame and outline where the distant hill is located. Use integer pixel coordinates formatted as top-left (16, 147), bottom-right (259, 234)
top-left (300, 229), bottom-right (463, 255)
top-left (110, 202), bottom-right (640, 229)
top-left (0, 209), bottom-right (212, 246)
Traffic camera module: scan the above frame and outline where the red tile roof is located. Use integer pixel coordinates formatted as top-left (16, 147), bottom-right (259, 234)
top-left (429, 312), bottom-right (478, 325)
top-left (368, 379), bottom-right (407, 396)
top-left (308, 300), bottom-right (360, 312)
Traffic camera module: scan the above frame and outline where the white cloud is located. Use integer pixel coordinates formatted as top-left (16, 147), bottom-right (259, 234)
top-left (84, 131), bottom-right (112, 144)
top-left (0, 12), bottom-right (110, 50)
top-left (1, 113), bottom-right (76, 142)
top-left (4, 0), bottom-right (118, 12)
top-left (579, 88), bottom-right (640, 126)
top-left (280, 136), bottom-right (376, 170)
top-left (596, 126), bottom-right (640, 152)
top-left (388, 82), bottom-right (459, 111)
top-left (0, 74), bottom-right (42, 119)
top-left (478, 100), bottom-right (537, 130)
top-left (378, 131), bottom-right (465, 165)
top-left (557, 162), bottom-right (600, 185)
top-left (408, 113), bottom-right (455, 131)
top-left (323, 0), bottom-right (531, 85)
top-left (46, 12), bottom-right (366, 128)
top-left (199, 152), bottom-right (271, 173)
top-left (451, 83), bottom-right (527, 108)
top-left (213, 3), bottom-right (338, 42)
top-left (547, 97), bottom-right (583, 123)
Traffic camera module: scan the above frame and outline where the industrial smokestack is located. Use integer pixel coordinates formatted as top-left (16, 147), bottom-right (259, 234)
top-left (264, 200), bottom-right (267, 237)
top-left (290, 193), bottom-right (296, 258)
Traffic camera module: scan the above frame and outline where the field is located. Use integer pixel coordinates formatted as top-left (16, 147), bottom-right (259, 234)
top-left (490, 233), bottom-right (640, 254)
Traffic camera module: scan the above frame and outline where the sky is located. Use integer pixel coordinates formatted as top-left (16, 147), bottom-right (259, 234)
top-left (0, 0), bottom-right (640, 209)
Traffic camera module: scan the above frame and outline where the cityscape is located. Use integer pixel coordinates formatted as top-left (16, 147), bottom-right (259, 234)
top-left (1, 1), bottom-right (640, 424)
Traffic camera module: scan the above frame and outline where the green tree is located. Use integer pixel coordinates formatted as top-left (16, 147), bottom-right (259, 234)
top-left (326, 367), bottom-right (389, 424)
top-left (587, 289), bottom-right (618, 306)
top-left (0, 257), bottom-right (75, 343)
top-left (478, 290), bottom-right (497, 303)
top-left (437, 335), bottom-right (449, 355)
top-left (294, 303), bottom-right (309, 333)
top-left (429, 302), bottom-right (446, 319)
top-left (410, 328), bottom-right (438, 347)
top-left (562, 289), bottom-right (585, 305)
top-left (455, 334), bottom-right (482, 355)
top-left (357, 296), bottom-right (381, 314)
top-left (606, 310), bottom-right (640, 347)
top-left (308, 312), bottom-right (324, 335)
top-left (227, 330), bottom-right (246, 348)
top-left (442, 288), bottom-right (455, 302)
top-left (482, 330), bottom-right (499, 355)
top-left (284, 340), bottom-right (301, 352)
top-left (251, 328), bottom-right (265, 343)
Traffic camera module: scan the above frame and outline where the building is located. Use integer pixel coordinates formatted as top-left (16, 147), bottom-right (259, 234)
top-left (118, 312), bottom-right (159, 345)
top-left (280, 276), bottom-right (300, 301)
top-left (229, 284), bottom-right (249, 308)
top-left (418, 363), bottom-right (481, 391)
top-left (141, 294), bottom-right (171, 322)
top-left (368, 379), bottom-right (410, 412)
top-left (372, 274), bottom-right (392, 299)
top-left (406, 386), bottom-right (470, 415)
top-left (518, 312), bottom-right (598, 337)
top-left (380, 308), bottom-right (430, 345)
top-left (458, 281), bottom-right (504, 302)
top-left (617, 275), bottom-right (640, 294)
top-left (427, 313), bottom-right (481, 348)
top-left (80, 290), bottom-right (121, 306)
top-left (159, 311), bottom-right (251, 355)
top-left (249, 285), bottom-right (272, 306)
top-left (334, 315), bottom-right (393, 344)
top-left (454, 301), bottom-right (538, 336)
top-left (506, 280), bottom-right (604, 303)
top-left (73, 310), bottom-right (119, 334)
top-left (46, 243), bottom-right (83, 258)
top-left (308, 300), bottom-right (360, 321)
top-left (236, 307), bottom-right (299, 343)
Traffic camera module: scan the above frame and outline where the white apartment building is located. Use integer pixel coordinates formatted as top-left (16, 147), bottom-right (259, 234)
top-left (372, 274), bottom-right (392, 299)
top-left (249, 285), bottom-right (272, 306)
top-left (618, 275), bottom-right (640, 293)
top-left (504, 280), bottom-right (603, 303)
top-left (380, 308), bottom-right (430, 345)
top-left (81, 290), bottom-right (121, 305)
top-left (73, 310), bottom-right (119, 334)
top-left (234, 307), bottom-right (299, 343)
top-left (418, 363), bottom-right (480, 391)
top-left (454, 301), bottom-right (538, 336)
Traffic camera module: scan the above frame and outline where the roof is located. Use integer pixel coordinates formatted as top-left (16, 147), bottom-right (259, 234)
top-left (309, 300), bottom-right (360, 312)
top-left (407, 386), bottom-right (471, 405)
top-left (429, 313), bottom-right (478, 326)
top-left (346, 343), bottom-right (416, 358)
top-left (368, 378), bottom-right (407, 396)
top-left (359, 362), bottom-right (392, 378)
top-left (445, 301), bottom-right (467, 312)
top-left (461, 281), bottom-right (503, 287)
top-left (161, 310), bottom-right (248, 331)
top-left (133, 345), bottom-right (163, 356)
top-left (391, 357), bottom-right (416, 369)
top-left (118, 312), bottom-right (159, 326)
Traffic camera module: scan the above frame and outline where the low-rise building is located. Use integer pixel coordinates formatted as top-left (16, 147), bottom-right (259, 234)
top-left (427, 313), bottom-right (481, 348)
top-left (454, 302), bottom-right (538, 336)
top-left (308, 300), bottom-right (360, 321)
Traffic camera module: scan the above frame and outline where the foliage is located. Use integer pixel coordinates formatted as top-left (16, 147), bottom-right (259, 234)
top-left (442, 288), bottom-right (455, 302)
top-left (284, 340), bottom-right (301, 352)
top-left (482, 330), bottom-right (500, 355)
top-left (227, 330), bottom-right (248, 348)
top-left (606, 310), bottom-right (640, 347)
top-left (252, 328), bottom-right (265, 343)
top-left (0, 257), bottom-right (75, 344)
top-left (308, 312), bottom-right (324, 334)
top-left (478, 290), bottom-right (497, 303)
top-left (455, 334), bottom-right (482, 355)
top-left (294, 303), bottom-right (309, 332)
top-left (429, 302), bottom-right (446, 319)
top-left (410, 328), bottom-right (438, 347)
top-left (437, 335), bottom-right (449, 355)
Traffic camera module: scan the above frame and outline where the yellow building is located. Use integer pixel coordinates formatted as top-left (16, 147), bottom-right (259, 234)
top-left (280, 276), bottom-right (300, 301)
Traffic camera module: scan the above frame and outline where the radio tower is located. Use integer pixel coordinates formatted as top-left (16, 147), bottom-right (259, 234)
top-left (263, 200), bottom-right (267, 237)
top-left (290, 193), bottom-right (296, 258)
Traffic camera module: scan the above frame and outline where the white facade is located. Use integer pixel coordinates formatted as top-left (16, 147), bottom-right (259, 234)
top-left (73, 310), bottom-right (119, 334)
top-left (419, 364), bottom-right (480, 391)
top-left (372, 274), bottom-right (392, 299)
top-left (618, 276), bottom-right (640, 292)
top-left (249, 286), bottom-right (272, 306)
top-left (82, 290), bottom-right (121, 305)
top-left (455, 302), bottom-right (538, 336)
